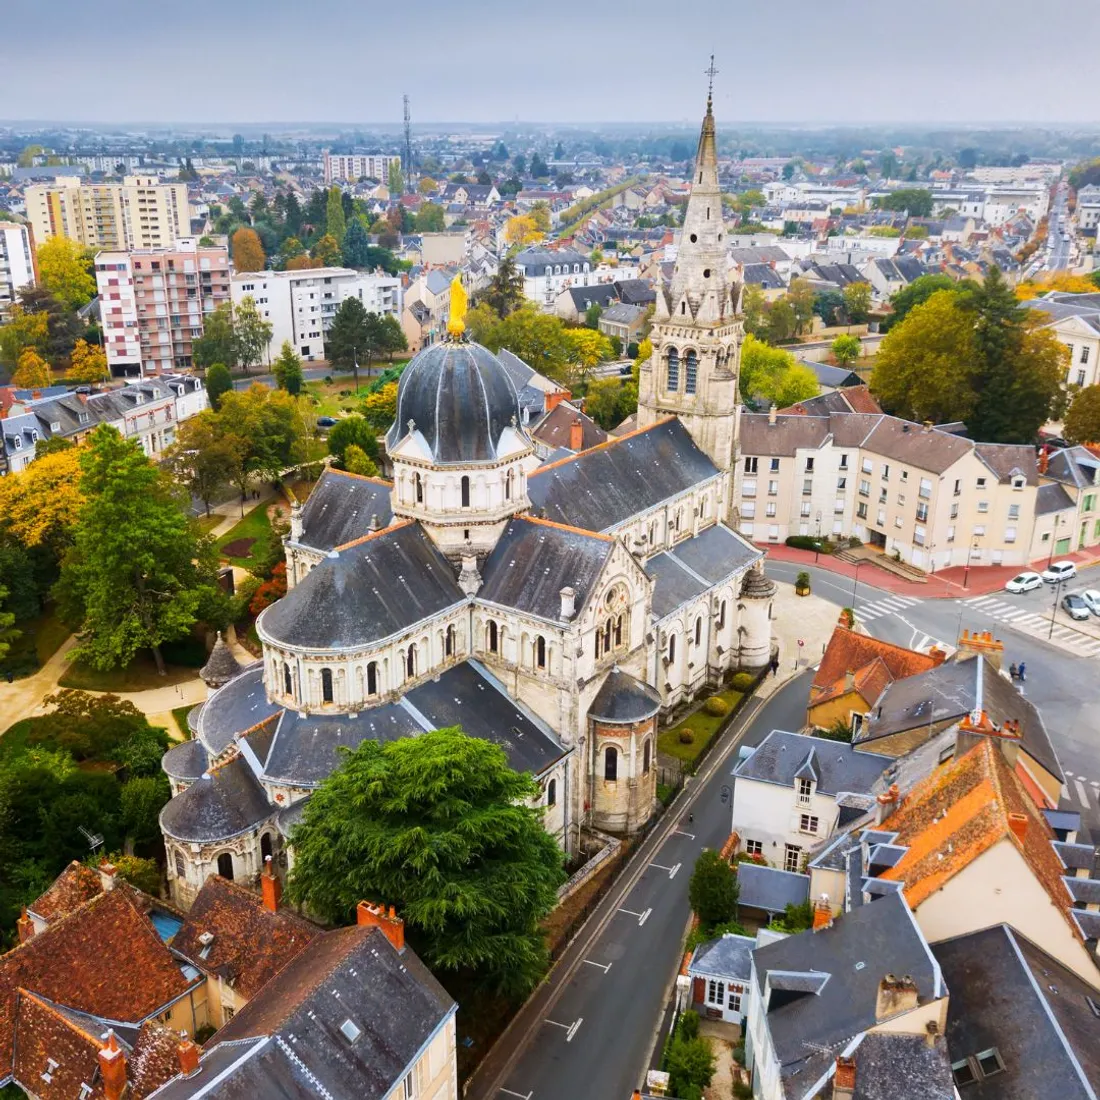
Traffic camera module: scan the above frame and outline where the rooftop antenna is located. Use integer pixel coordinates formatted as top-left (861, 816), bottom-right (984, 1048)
top-left (704, 54), bottom-right (719, 108)
top-left (403, 94), bottom-right (414, 193)
top-left (78, 825), bottom-right (104, 854)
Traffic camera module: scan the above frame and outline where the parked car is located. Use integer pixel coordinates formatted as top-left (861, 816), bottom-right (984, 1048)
top-left (1005, 571), bottom-right (1043, 594)
top-left (1063, 593), bottom-right (1090, 621)
top-left (1043, 561), bottom-right (1078, 584)
top-left (316, 416), bottom-right (338, 428)
top-left (1081, 589), bottom-right (1100, 616)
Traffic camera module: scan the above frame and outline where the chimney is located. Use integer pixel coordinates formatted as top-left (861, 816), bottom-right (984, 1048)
top-left (1038, 448), bottom-right (1050, 476)
top-left (833, 1056), bottom-right (857, 1100)
top-left (1007, 812), bottom-right (1028, 844)
top-left (177, 1035), bottom-right (201, 1077)
top-left (98, 859), bottom-right (117, 892)
top-left (875, 783), bottom-right (900, 825)
top-left (76, 391), bottom-right (89, 405)
top-left (812, 896), bottom-right (833, 932)
top-left (31, 389), bottom-right (41, 401)
top-left (569, 416), bottom-right (584, 452)
top-left (546, 388), bottom-right (570, 412)
top-left (768, 403), bottom-right (778, 426)
top-left (927, 646), bottom-right (947, 666)
top-left (357, 900), bottom-right (405, 952)
top-left (16, 908), bottom-right (34, 944)
top-left (875, 974), bottom-right (919, 1022)
top-left (560, 586), bottom-right (576, 620)
top-left (955, 627), bottom-right (1003, 671)
top-left (261, 856), bottom-right (281, 912)
top-left (98, 1030), bottom-right (128, 1100)
top-left (922, 420), bottom-right (934, 433)
top-left (843, 669), bottom-right (856, 693)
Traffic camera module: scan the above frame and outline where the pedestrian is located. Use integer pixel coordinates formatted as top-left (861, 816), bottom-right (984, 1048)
top-left (1009, 662), bottom-right (1018, 681)
top-left (770, 653), bottom-right (780, 677)
top-left (1018, 661), bottom-right (1026, 682)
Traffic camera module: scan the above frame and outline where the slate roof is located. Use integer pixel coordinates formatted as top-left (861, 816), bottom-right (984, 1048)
top-left (27, 862), bottom-right (103, 925)
top-left (1037, 481), bottom-right (1075, 515)
top-left (1045, 445), bottom-right (1100, 490)
top-left (295, 469), bottom-right (393, 552)
top-left (162, 926), bottom-right (455, 1100)
top-left (689, 933), bottom-right (755, 983)
top-left (736, 864), bottom-right (810, 914)
top-left (600, 302), bottom-right (646, 325)
top-left (589, 668), bottom-right (662, 723)
top-left (933, 924), bottom-right (1100, 1100)
top-left (478, 516), bottom-right (614, 622)
top-left (161, 738), bottom-right (209, 783)
top-left (0, 886), bottom-right (193, 1072)
top-left (199, 633), bottom-right (243, 687)
top-left (975, 442), bottom-right (1038, 485)
top-left (171, 876), bottom-right (319, 1000)
top-left (159, 753), bottom-right (274, 843)
top-left (752, 891), bottom-right (941, 1098)
top-left (741, 263), bottom-right (785, 290)
top-left (530, 401), bottom-right (607, 452)
top-left (848, 1032), bottom-right (954, 1100)
top-left (260, 521), bottom-right (465, 650)
top-left (734, 729), bottom-right (889, 796)
top-left (614, 278), bottom-right (656, 305)
top-left (564, 283), bottom-right (618, 311)
top-left (528, 419), bottom-right (720, 533)
top-left (195, 664), bottom-right (280, 757)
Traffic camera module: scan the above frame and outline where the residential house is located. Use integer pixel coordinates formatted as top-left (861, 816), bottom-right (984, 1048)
top-left (740, 263), bottom-right (786, 300)
top-left (1077, 184), bottom-right (1100, 230)
top-left (1032, 445), bottom-right (1100, 558)
top-left (554, 281), bottom-right (619, 323)
top-left (744, 891), bottom-right (953, 1100)
top-left (146, 903), bottom-right (458, 1100)
top-left (863, 255), bottom-right (928, 301)
top-left (597, 302), bottom-right (648, 348)
top-left (731, 729), bottom-right (890, 871)
top-left (806, 625), bottom-right (944, 732)
top-left (514, 246), bottom-right (594, 310)
top-left (439, 181), bottom-right (499, 208)
top-left (778, 384), bottom-right (882, 417)
top-left (1023, 292), bottom-right (1100, 390)
top-left (686, 931), bottom-right (755, 1024)
top-left (401, 268), bottom-right (454, 353)
top-left (529, 400), bottom-right (607, 460)
top-left (734, 863), bottom-right (811, 925)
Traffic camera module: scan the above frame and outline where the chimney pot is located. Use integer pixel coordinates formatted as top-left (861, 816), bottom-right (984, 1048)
top-left (261, 856), bottom-right (282, 912)
top-left (177, 1035), bottom-right (201, 1077)
top-left (569, 416), bottom-right (584, 452)
top-left (16, 908), bottom-right (34, 943)
top-left (1008, 812), bottom-right (1028, 844)
top-left (812, 896), bottom-right (833, 932)
top-left (768, 403), bottom-right (778, 426)
top-left (834, 1055), bottom-right (857, 1097)
top-left (98, 859), bottom-right (117, 892)
top-left (356, 900), bottom-right (405, 952)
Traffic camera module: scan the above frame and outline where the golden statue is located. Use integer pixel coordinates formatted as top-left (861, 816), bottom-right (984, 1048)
top-left (447, 274), bottom-right (467, 338)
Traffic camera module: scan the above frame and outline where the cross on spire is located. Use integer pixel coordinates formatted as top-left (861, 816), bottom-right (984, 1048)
top-left (705, 55), bottom-right (718, 107)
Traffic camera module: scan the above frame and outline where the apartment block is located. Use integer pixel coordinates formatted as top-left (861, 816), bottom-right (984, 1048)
top-left (96, 239), bottom-right (230, 377)
top-left (231, 266), bottom-right (402, 363)
top-left (0, 221), bottom-right (34, 315)
top-left (27, 175), bottom-right (191, 251)
top-left (323, 152), bottom-right (403, 184)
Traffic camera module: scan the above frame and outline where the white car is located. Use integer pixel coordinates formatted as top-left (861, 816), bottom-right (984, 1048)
top-left (1043, 561), bottom-right (1078, 584)
top-left (1081, 589), bottom-right (1100, 616)
top-left (1005, 571), bottom-right (1043, 594)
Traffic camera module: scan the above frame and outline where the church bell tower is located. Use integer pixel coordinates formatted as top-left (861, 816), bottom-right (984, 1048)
top-left (637, 67), bottom-right (743, 473)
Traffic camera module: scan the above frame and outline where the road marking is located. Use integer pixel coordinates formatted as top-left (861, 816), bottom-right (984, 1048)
top-left (544, 1016), bottom-right (583, 1043)
top-left (498, 1090), bottom-right (533, 1099)
top-left (583, 959), bottom-right (612, 973)
top-left (1075, 780), bottom-right (1089, 805)
top-left (673, 830), bottom-right (696, 839)
top-left (649, 862), bottom-right (681, 879)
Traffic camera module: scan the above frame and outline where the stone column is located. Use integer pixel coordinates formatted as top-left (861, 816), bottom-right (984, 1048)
top-left (738, 561), bottom-right (776, 671)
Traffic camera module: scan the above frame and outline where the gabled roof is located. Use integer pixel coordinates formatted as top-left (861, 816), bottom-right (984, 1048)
top-left (295, 468), bottom-right (393, 553)
top-left (734, 729), bottom-right (889, 796)
top-left (811, 626), bottom-right (940, 706)
top-left (645, 523), bottom-right (760, 619)
top-left (689, 932), bottom-right (755, 982)
top-left (530, 401), bottom-right (607, 453)
top-left (27, 862), bottom-right (103, 926)
top-left (736, 864), bottom-right (810, 915)
top-left (171, 877), bottom-right (319, 1000)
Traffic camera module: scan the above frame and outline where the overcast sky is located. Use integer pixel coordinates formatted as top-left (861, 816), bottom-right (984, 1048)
top-left (4, 0), bottom-right (1099, 127)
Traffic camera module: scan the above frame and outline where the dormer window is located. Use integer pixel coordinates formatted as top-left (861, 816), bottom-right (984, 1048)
top-left (796, 777), bottom-right (812, 803)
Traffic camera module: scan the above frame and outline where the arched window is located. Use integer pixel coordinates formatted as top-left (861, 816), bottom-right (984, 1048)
top-left (488, 620), bottom-right (499, 653)
top-left (605, 746), bottom-right (618, 782)
top-left (321, 667), bottom-right (334, 703)
top-left (535, 635), bottom-right (546, 670)
top-left (445, 624), bottom-right (456, 658)
top-left (685, 350), bottom-right (698, 395)
top-left (695, 617), bottom-right (702, 646)
top-left (505, 468), bottom-right (514, 500)
top-left (718, 600), bottom-right (727, 629)
top-left (643, 739), bottom-right (651, 775)
top-left (174, 851), bottom-right (185, 879)
top-left (365, 661), bottom-right (377, 696)
top-left (461, 475), bottom-right (470, 508)
top-left (666, 347), bottom-right (680, 391)
top-left (603, 619), bottom-right (612, 652)
top-left (614, 615), bottom-right (623, 647)
top-left (261, 833), bottom-right (273, 863)
top-left (283, 662), bottom-right (292, 697)
top-left (414, 471), bottom-right (423, 504)
top-left (217, 852), bottom-right (234, 881)
top-left (668, 634), bottom-right (677, 663)
top-left (406, 645), bottom-right (416, 678)
top-left (547, 778), bottom-right (557, 806)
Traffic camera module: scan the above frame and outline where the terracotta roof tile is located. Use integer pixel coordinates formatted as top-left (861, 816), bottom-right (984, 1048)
top-left (0, 885), bottom-right (192, 1070)
top-left (879, 740), bottom-right (1077, 939)
top-left (171, 876), bottom-right (320, 1000)
top-left (811, 627), bottom-right (938, 702)
top-left (27, 862), bottom-right (103, 925)
top-left (130, 1022), bottom-right (187, 1098)
top-left (11, 989), bottom-right (106, 1099)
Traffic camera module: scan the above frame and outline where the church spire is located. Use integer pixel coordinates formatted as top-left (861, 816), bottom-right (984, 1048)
top-left (655, 67), bottom-right (734, 328)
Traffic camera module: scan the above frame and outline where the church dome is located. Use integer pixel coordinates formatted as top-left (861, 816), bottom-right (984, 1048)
top-left (386, 340), bottom-right (523, 465)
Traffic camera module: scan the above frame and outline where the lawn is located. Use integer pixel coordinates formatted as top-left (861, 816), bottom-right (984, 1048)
top-left (171, 703), bottom-right (200, 739)
top-left (0, 718), bottom-right (35, 761)
top-left (215, 501), bottom-right (274, 571)
top-left (194, 514), bottom-right (222, 536)
top-left (58, 638), bottom-right (206, 692)
top-left (657, 688), bottom-right (744, 767)
top-left (0, 608), bottom-right (70, 680)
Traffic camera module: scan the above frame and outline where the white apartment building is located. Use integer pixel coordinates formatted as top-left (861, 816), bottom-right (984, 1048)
top-left (323, 152), bottom-right (403, 184)
top-left (1023, 292), bottom-right (1100, 390)
top-left (26, 176), bottom-right (191, 251)
top-left (1075, 185), bottom-right (1100, 231)
top-left (231, 267), bottom-right (402, 363)
top-left (981, 187), bottom-right (1050, 228)
top-left (0, 221), bottom-right (34, 315)
top-left (737, 410), bottom-right (1039, 571)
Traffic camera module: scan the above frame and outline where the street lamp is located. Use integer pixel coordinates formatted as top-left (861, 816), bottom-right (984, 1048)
top-left (1049, 577), bottom-right (1066, 641)
top-left (851, 559), bottom-right (864, 613)
top-left (352, 345), bottom-right (359, 396)
top-left (962, 538), bottom-right (980, 590)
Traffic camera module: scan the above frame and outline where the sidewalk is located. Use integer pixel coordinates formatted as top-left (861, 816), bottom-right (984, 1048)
top-left (759, 583), bottom-right (838, 690)
top-left (0, 634), bottom-right (79, 735)
top-left (761, 543), bottom-right (1100, 599)
top-left (203, 481), bottom-right (281, 540)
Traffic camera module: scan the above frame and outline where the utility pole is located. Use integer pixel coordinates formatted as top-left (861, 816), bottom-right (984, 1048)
top-left (403, 94), bottom-right (414, 194)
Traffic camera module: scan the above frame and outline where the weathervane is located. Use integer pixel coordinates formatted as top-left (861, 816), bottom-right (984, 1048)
top-left (705, 55), bottom-right (719, 106)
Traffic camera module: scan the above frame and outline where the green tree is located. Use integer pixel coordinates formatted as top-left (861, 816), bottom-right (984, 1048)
top-left (388, 161), bottom-right (404, 196)
top-left (120, 775), bottom-right (172, 849)
top-left (15, 287), bottom-right (82, 367)
top-left (741, 284), bottom-right (768, 338)
top-left (529, 201), bottom-right (551, 234)
top-left (765, 297), bottom-right (797, 343)
top-left (1065, 385), bottom-right (1100, 445)
top-left (326, 186), bottom-right (346, 243)
top-left (584, 376), bottom-right (634, 430)
top-left (842, 280), bottom-right (872, 324)
top-left (688, 849), bottom-right (739, 927)
top-left (234, 295), bottom-right (273, 374)
top-left (311, 233), bottom-right (342, 266)
top-left (414, 203), bottom-right (446, 232)
top-left (216, 386), bottom-right (305, 485)
top-left (0, 304), bottom-right (48, 369)
top-left (666, 1034), bottom-right (717, 1100)
top-left (30, 690), bottom-right (167, 767)
top-left (100, 852), bottom-right (161, 895)
top-left (342, 444), bottom-right (380, 477)
top-left (870, 290), bottom-right (977, 424)
top-left (831, 334), bottom-right (861, 366)
top-left (739, 334), bottom-right (818, 407)
top-left (786, 277), bottom-right (816, 335)
top-left (327, 296), bottom-right (372, 380)
top-left (192, 304), bottom-right (239, 372)
top-left (204, 362), bottom-right (233, 410)
top-left (480, 256), bottom-right (524, 318)
top-left (55, 426), bottom-right (219, 675)
top-left (585, 301), bottom-right (602, 329)
top-left (272, 340), bottom-right (304, 395)
top-left (875, 188), bottom-right (933, 216)
top-left (164, 410), bottom-right (242, 515)
top-left (884, 273), bottom-right (960, 331)
top-left (341, 217), bottom-right (372, 268)
top-left (327, 414), bottom-right (379, 467)
top-left (0, 585), bottom-right (20, 662)
top-left (288, 727), bottom-right (565, 996)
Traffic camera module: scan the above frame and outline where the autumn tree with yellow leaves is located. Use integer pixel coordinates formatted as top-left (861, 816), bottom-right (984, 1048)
top-left (36, 236), bottom-right (95, 311)
top-left (505, 214), bottom-right (543, 246)
top-left (68, 338), bottom-right (109, 383)
top-left (12, 347), bottom-right (51, 389)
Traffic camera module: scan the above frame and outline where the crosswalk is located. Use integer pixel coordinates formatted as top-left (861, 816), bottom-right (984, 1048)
top-left (854, 594), bottom-right (923, 622)
top-left (961, 595), bottom-right (1100, 658)
top-left (1063, 771), bottom-right (1100, 813)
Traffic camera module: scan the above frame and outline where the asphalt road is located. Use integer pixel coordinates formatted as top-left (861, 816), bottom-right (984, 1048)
top-left (1043, 183), bottom-right (1071, 271)
top-left (231, 365), bottom-right (333, 391)
top-left (768, 561), bottom-right (1100, 842)
top-left (479, 675), bottom-right (811, 1100)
